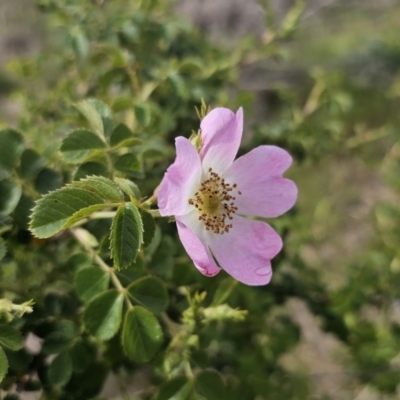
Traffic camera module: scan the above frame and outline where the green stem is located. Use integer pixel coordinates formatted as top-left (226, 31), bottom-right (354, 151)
top-left (69, 228), bottom-right (132, 309)
top-left (147, 209), bottom-right (161, 217)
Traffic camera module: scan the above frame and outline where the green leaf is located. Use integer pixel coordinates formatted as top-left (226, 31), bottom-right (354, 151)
top-left (0, 180), bottom-right (21, 216)
top-left (64, 204), bottom-right (107, 227)
top-left (34, 168), bottom-right (63, 194)
top-left (30, 187), bottom-right (102, 238)
top-left (73, 162), bottom-right (108, 181)
top-left (14, 195), bottom-right (35, 229)
top-left (19, 149), bottom-right (45, 180)
top-left (42, 331), bottom-right (70, 355)
top-left (111, 97), bottom-right (133, 112)
top-left (127, 277), bottom-right (168, 314)
top-left (0, 325), bottom-right (24, 351)
top-left (140, 209), bottom-right (155, 248)
top-left (0, 237), bottom-right (6, 262)
top-left (70, 27), bottom-right (89, 58)
top-left (195, 370), bottom-right (225, 400)
top-left (87, 99), bottom-right (113, 137)
top-left (116, 256), bottom-right (145, 286)
top-left (110, 123), bottom-right (141, 148)
top-left (0, 129), bottom-right (24, 180)
top-left (83, 290), bottom-right (124, 341)
top-left (0, 346), bottom-right (8, 384)
top-left (70, 340), bottom-right (94, 373)
top-left (74, 176), bottom-right (123, 202)
top-left (75, 266), bottom-right (110, 302)
top-left (134, 104), bottom-right (151, 127)
top-left (30, 176), bottom-right (123, 238)
top-left (48, 351), bottom-right (72, 387)
top-left (114, 178), bottom-right (141, 200)
top-left (3, 348), bottom-right (31, 370)
top-left (110, 203), bottom-right (143, 270)
top-left (122, 306), bottom-right (163, 363)
top-left (60, 129), bottom-right (106, 164)
top-left (114, 154), bottom-right (141, 174)
top-left (75, 100), bottom-right (105, 137)
top-left (157, 377), bottom-right (194, 400)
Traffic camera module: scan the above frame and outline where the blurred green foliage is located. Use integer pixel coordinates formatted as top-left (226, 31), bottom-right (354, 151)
top-left (1, 0), bottom-right (400, 399)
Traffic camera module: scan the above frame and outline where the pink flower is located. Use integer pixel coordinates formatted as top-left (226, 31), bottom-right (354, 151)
top-left (158, 108), bottom-right (297, 286)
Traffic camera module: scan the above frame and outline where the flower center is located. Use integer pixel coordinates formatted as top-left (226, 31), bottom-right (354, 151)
top-left (188, 168), bottom-right (241, 234)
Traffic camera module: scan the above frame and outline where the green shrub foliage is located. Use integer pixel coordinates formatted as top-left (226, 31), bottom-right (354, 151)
top-left (1, 0), bottom-right (400, 399)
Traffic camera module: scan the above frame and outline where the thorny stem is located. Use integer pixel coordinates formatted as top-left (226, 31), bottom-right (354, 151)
top-left (69, 228), bottom-right (132, 309)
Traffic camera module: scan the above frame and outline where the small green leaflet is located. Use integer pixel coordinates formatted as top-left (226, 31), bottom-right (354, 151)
top-left (83, 290), bottom-right (124, 341)
top-left (110, 203), bottom-right (143, 270)
top-left (127, 277), bottom-right (168, 314)
top-left (122, 306), bottom-right (163, 363)
top-left (48, 351), bottom-right (73, 387)
top-left (0, 347), bottom-right (8, 384)
top-left (0, 129), bottom-right (24, 180)
top-left (30, 176), bottom-right (123, 238)
top-left (60, 129), bottom-right (106, 164)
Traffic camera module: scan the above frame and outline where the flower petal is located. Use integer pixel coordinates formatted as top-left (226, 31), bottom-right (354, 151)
top-left (176, 215), bottom-right (221, 277)
top-left (207, 216), bottom-right (282, 286)
top-left (223, 146), bottom-right (298, 218)
top-left (158, 137), bottom-right (202, 217)
top-left (200, 107), bottom-right (243, 174)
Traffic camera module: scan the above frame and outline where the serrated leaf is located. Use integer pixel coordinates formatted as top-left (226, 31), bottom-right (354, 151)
top-left (64, 203), bottom-right (107, 227)
top-left (87, 99), bottom-right (113, 137)
top-left (114, 178), bottom-right (141, 199)
top-left (75, 266), bottom-right (110, 302)
top-left (30, 176), bottom-right (123, 238)
top-left (195, 370), bottom-right (225, 400)
top-left (75, 100), bottom-right (105, 137)
top-left (0, 346), bottom-right (8, 383)
top-left (30, 187), bottom-right (102, 238)
top-left (0, 180), bottom-right (22, 216)
top-left (140, 209), bottom-right (155, 248)
top-left (48, 351), bottom-right (72, 387)
top-left (114, 154), bottom-right (141, 174)
top-left (127, 277), bottom-right (168, 314)
top-left (73, 162), bottom-right (108, 181)
top-left (122, 306), bottom-right (163, 363)
top-left (74, 176), bottom-right (123, 202)
top-left (0, 325), bottom-right (24, 351)
top-left (0, 129), bottom-right (24, 180)
top-left (0, 238), bottom-right (6, 262)
top-left (110, 203), bottom-right (143, 270)
top-left (110, 123), bottom-right (140, 148)
top-left (60, 129), bottom-right (106, 164)
top-left (83, 290), bottom-right (124, 341)
top-left (20, 149), bottom-right (45, 180)
top-left (157, 377), bottom-right (194, 400)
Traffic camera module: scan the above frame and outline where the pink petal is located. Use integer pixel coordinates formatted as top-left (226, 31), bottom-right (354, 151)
top-left (176, 215), bottom-right (221, 277)
top-left (158, 137), bottom-right (202, 217)
top-left (223, 146), bottom-right (298, 218)
top-left (207, 216), bottom-right (282, 286)
top-left (200, 107), bottom-right (243, 174)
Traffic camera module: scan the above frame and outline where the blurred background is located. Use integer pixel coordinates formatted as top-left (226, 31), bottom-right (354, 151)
top-left (1, 0), bottom-right (400, 399)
